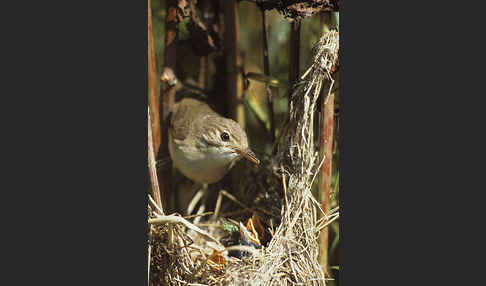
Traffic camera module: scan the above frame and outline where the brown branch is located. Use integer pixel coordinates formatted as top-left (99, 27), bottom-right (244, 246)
top-left (148, 0), bottom-right (161, 153)
top-left (261, 8), bottom-right (276, 141)
top-left (318, 92), bottom-right (335, 274)
top-left (224, 0), bottom-right (245, 126)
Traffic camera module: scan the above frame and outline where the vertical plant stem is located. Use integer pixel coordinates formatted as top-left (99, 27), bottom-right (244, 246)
top-left (223, 0), bottom-right (245, 126)
top-left (318, 92), bottom-right (335, 275)
top-left (147, 244), bottom-right (151, 286)
top-left (159, 0), bottom-right (179, 212)
top-left (289, 19), bottom-right (301, 85)
top-left (148, 0), bottom-right (161, 153)
top-left (261, 8), bottom-right (276, 141)
top-left (148, 107), bottom-right (164, 214)
top-left (223, 0), bottom-right (246, 194)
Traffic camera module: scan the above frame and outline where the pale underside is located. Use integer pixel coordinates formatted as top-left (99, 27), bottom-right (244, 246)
top-left (168, 98), bottom-right (242, 184)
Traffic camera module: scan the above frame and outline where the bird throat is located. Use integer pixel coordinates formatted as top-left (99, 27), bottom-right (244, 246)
top-left (169, 138), bottom-right (240, 184)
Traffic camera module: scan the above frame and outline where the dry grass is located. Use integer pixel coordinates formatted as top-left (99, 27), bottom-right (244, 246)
top-left (148, 30), bottom-right (339, 286)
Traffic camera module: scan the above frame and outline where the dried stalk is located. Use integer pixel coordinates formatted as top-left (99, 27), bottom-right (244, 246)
top-left (149, 215), bottom-right (223, 247)
top-left (147, 244), bottom-right (151, 286)
top-left (317, 92), bottom-right (334, 274)
top-left (148, 107), bottom-right (163, 214)
top-left (224, 0), bottom-right (245, 126)
top-left (148, 0), bottom-right (161, 153)
top-left (149, 194), bottom-right (164, 215)
top-left (261, 7), bottom-right (276, 141)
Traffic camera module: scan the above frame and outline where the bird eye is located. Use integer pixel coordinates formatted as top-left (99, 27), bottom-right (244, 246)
top-left (220, 131), bottom-right (230, 142)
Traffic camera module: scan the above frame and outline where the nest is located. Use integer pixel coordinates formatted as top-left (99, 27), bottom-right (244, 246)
top-left (148, 30), bottom-right (339, 286)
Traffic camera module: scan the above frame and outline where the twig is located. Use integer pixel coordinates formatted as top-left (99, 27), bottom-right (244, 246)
top-left (224, 0), bottom-right (245, 126)
top-left (281, 164), bottom-right (290, 222)
top-left (187, 188), bottom-right (206, 215)
top-left (212, 190), bottom-right (223, 220)
top-left (220, 190), bottom-right (249, 209)
top-left (184, 211), bottom-right (214, 219)
top-left (329, 206), bottom-right (339, 214)
top-left (147, 244), bottom-right (151, 286)
top-left (260, 7), bottom-right (276, 141)
top-left (318, 213), bottom-right (339, 231)
top-left (193, 203), bottom-right (206, 225)
top-left (148, 194), bottom-right (164, 215)
top-left (149, 215), bottom-right (223, 246)
top-left (148, 108), bottom-right (163, 214)
top-left (148, 218), bottom-right (152, 286)
top-left (317, 91), bottom-right (335, 274)
top-left (168, 224), bottom-right (174, 247)
top-left (269, 219), bottom-right (274, 237)
top-left (148, 0), bottom-right (161, 153)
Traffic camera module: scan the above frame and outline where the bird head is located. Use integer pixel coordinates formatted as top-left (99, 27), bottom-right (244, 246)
top-left (199, 115), bottom-right (260, 166)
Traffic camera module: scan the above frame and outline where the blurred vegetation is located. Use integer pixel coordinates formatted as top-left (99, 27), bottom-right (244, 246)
top-left (150, 0), bottom-right (339, 284)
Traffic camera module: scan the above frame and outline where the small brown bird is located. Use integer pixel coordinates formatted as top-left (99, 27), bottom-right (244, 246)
top-left (168, 98), bottom-right (259, 184)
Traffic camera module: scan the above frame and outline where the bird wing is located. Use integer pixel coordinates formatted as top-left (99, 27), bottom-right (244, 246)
top-left (169, 98), bottom-right (216, 141)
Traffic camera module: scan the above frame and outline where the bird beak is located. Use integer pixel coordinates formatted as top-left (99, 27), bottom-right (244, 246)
top-left (234, 147), bottom-right (260, 165)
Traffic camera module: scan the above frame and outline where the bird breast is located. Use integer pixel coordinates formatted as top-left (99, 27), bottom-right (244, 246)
top-left (169, 136), bottom-right (240, 184)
